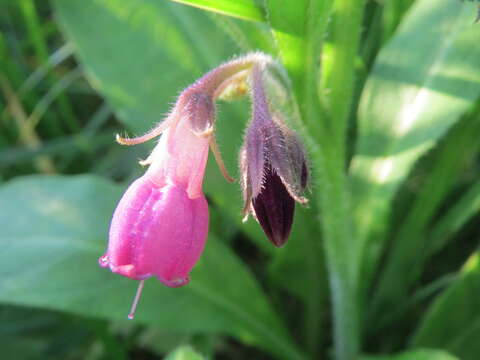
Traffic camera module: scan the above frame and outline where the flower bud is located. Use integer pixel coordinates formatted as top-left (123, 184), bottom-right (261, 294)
top-left (240, 64), bottom-right (308, 247)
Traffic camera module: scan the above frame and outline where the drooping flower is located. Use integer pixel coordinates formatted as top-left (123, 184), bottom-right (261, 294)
top-left (239, 64), bottom-right (308, 247)
top-left (99, 53), bottom-right (274, 318)
top-left (99, 90), bottom-right (217, 318)
top-left (99, 53), bottom-right (309, 318)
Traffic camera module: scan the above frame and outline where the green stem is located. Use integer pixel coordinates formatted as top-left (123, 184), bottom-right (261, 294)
top-left (320, 0), bottom-right (365, 159)
top-left (286, 1), bottom-right (362, 358)
top-left (267, 1), bottom-right (334, 357)
top-left (310, 0), bottom-right (365, 359)
top-left (303, 203), bottom-right (326, 358)
top-left (312, 145), bottom-right (359, 360)
top-left (300, 2), bottom-right (334, 358)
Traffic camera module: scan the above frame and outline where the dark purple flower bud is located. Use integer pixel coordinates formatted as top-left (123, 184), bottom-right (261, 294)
top-left (240, 64), bottom-right (308, 247)
top-left (252, 164), bottom-right (295, 246)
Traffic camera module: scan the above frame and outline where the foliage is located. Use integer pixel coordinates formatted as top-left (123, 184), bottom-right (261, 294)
top-left (0, 0), bottom-right (479, 359)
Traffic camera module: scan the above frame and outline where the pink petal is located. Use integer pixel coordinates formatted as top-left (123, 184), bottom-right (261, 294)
top-left (103, 176), bottom-right (208, 287)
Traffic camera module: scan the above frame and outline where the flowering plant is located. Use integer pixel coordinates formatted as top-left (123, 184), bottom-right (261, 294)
top-left (2, 1), bottom-right (480, 359)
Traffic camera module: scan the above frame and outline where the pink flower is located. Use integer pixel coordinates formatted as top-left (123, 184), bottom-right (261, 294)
top-left (103, 176), bottom-right (208, 287)
top-left (99, 88), bottom-right (231, 319)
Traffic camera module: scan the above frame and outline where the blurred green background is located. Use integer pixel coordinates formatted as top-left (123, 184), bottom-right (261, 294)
top-left (1, 0), bottom-right (479, 359)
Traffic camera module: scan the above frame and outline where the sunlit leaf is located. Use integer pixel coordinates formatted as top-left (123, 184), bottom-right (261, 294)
top-left (170, 0), bottom-right (264, 22)
top-left (351, 0), bottom-right (480, 293)
top-left (164, 345), bottom-right (205, 360)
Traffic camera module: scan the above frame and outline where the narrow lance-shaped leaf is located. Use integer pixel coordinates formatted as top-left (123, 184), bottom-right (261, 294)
top-left (370, 113), bottom-right (480, 320)
top-left (428, 179), bottom-right (480, 255)
top-left (411, 251), bottom-right (480, 360)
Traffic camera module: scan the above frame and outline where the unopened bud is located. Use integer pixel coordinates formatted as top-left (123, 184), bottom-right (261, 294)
top-left (240, 64), bottom-right (308, 247)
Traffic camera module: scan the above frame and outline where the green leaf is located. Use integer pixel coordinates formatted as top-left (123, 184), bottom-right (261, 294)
top-left (0, 307), bottom-right (59, 360)
top-left (266, 0), bottom-right (307, 87)
top-left (320, 0), bottom-right (365, 154)
top-left (370, 113), bottom-right (480, 321)
top-left (206, 13), bottom-right (275, 54)
top-left (361, 348), bottom-right (459, 360)
top-left (53, 0), bottom-right (271, 251)
top-left (54, 0), bottom-right (230, 133)
top-left (380, 0), bottom-right (415, 44)
top-left (0, 306), bottom-right (124, 360)
top-left (266, 0), bottom-right (332, 99)
top-left (164, 345), bottom-right (205, 360)
top-left (428, 179), bottom-right (480, 256)
top-left (412, 252), bottom-right (480, 360)
top-left (352, 0), bottom-right (480, 293)
top-left (0, 335), bottom-right (53, 360)
top-left (0, 175), bottom-right (303, 360)
top-left (169, 0), bottom-right (264, 22)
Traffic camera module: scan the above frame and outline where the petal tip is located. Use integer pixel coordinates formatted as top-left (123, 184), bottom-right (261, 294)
top-left (161, 276), bottom-right (190, 288)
